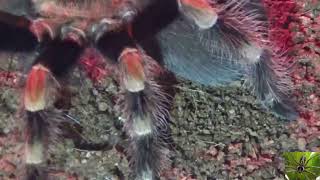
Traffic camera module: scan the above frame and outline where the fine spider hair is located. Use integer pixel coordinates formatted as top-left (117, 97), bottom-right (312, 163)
top-left (116, 48), bottom-right (171, 179)
top-left (209, 0), bottom-right (269, 45)
top-left (0, 0), bottom-right (299, 179)
top-left (21, 109), bottom-right (68, 180)
top-left (18, 63), bottom-right (74, 179)
top-left (247, 50), bottom-right (297, 120)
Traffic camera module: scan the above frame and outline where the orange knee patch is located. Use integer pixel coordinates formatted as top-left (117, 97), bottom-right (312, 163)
top-left (180, 0), bottom-right (212, 10)
top-left (179, 0), bottom-right (218, 29)
top-left (24, 64), bottom-right (49, 112)
top-left (119, 48), bottom-right (146, 92)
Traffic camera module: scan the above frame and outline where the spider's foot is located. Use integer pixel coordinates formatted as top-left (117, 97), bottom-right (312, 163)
top-left (178, 0), bottom-right (218, 29)
top-left (90, 18), bottom-right (122, 43)
top-left (116, 1), bottom-right (139, 24)
top-left (29, 18), bottom-right (56, 42)
top-left (60, 24), bottom-right (87, 46)
top-left (248, 49), bottom-right (298, 121)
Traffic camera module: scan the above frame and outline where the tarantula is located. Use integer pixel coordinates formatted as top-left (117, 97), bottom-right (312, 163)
top-left (0, 0), bottom-right (298, 179)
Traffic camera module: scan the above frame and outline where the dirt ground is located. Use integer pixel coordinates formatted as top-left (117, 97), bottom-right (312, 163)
top-left (1, 0), bottom-right (320, 180)
top-left (0, 67), bottom-right (295, 180)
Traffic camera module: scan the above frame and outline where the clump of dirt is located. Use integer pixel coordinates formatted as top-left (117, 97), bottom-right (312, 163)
top-left (165, 81), bottom-right (292, 179)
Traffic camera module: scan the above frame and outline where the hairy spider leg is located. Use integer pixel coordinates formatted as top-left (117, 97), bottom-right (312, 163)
top-left (117, 47), bottom-right (171, 180)
top-left (21, 32), bottom-right (84, 179)
top-left (177, 0), bottom-right (218, 29)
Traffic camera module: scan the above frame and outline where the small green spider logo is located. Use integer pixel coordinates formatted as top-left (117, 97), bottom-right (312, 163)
top-left (283, 152), bottom-right (320, 180)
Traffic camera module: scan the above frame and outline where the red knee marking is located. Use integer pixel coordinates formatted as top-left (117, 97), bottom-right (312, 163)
top-left (24, 64), bottom-right (49, 111)
top-left (119, 48), bottom-right (145, 81)
top-left (180, 0), bottom-right (213, 10)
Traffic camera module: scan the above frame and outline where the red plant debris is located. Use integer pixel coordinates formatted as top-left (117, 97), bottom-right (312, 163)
top-left (0, 71), bottom-right (19, 88)
top-left (79, 48), bottom-right (111, 85)
top-left (49, 170), bottom-right (79, 180)
top-left (0, 129), bottom-right (24, 178)
top-left (0, 159), bottom-right (16, 175)
top-left (263, 0), bottom-right (298, 50)
top-left (263, 0), bottom-right (320, 137)
top-left (226, 154), bottom-right (273, 174)
top-left (0, 130), bottom-right (79, 179)
top-left (162, 168), bottom-right (197, 180)
top-left (286, 0), bottom-right (320, 142)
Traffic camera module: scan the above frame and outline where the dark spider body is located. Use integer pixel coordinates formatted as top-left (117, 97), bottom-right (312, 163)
top-left (285, 153), bottom-right (320, 179)
top-left (297, 156), bottom-right (306, 173)
top-left (0, 0), bottom-right (298, 179)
